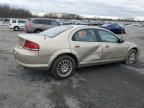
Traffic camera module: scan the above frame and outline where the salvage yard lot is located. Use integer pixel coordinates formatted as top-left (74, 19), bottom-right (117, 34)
top-left (0, 25), bottom-right (144, 108)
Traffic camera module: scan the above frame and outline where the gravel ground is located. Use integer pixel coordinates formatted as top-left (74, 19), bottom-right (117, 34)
top-left (0, 25), bottom-right (144, 108)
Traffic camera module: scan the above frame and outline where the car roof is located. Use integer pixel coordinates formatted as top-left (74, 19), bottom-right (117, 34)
top-left (10, 18), bottom-right (28, 21)
top-left (69, 25), bottom-right (102, 30)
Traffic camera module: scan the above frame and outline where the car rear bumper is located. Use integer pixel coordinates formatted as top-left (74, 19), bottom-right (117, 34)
top-left (25, 28), bottom-right (34, 33)
top-left (14, 47), bottom-right (49, 70)
top-left (15, 59), bottom-right (49, 70)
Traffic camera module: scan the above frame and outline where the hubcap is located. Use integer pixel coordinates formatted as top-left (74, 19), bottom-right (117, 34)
top-left (57, 60), bottom-right (73, 77)
top-left (128, 52), bottom-right (136, 64)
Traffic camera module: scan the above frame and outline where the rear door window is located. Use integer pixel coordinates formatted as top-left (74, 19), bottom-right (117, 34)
top-left (72, 29), bottom-right (98, 42)
top-left (12, 20), bottom-right (16, 23)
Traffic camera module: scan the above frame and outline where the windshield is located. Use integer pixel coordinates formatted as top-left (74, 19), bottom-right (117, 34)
top-left (40, 25), bottom-right (73, 38)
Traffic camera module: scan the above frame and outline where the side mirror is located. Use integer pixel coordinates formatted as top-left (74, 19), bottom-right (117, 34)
top-left (118, 35), bottom-right (124, 43)
top-left (119, 39), bottom-right (124, 43)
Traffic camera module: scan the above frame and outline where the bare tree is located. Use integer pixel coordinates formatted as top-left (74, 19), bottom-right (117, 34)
top-left (0, 4), bottom-right (33, 18)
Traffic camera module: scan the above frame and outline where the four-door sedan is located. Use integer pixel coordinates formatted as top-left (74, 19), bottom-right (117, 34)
top-left (101, 23), bottom-right (126, 34)
top-left (14, 25), bottom-right (139, 79)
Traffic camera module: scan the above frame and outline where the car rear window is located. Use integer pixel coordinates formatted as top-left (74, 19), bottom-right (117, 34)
top-left (40, 25), bottom-right (73, 38)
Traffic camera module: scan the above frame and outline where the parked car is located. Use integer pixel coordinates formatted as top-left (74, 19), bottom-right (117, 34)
top-left (3, 18), bottom-right (10, 25)
top-left (9, 19), bottom-right (28, 31)
top-left (101, 23), bottom-right (126, 34)
top-left (14, 25), bottom-right (139, 79)
top-left (25, 18), bottom-right (60, 33)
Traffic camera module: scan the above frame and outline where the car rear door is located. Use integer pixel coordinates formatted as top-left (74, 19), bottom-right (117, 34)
top-left (97, 29), bottom-right (126, 60)
top-left (69, 28), bottom-right (103, 64)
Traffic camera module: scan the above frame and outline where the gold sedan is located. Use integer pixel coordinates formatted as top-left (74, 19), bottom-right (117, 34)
top-left (14, 25), bottom-right (140, 79)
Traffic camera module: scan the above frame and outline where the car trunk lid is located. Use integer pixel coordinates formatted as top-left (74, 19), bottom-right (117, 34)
top-left (17, 34), bottom-right (45, 51)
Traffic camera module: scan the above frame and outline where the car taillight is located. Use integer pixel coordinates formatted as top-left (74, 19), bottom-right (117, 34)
top-left (23, 40), bottom-right (39, 51)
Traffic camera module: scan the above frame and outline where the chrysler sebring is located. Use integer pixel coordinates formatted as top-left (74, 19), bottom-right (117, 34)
top-left (14, 25), bottom-right (139, 79)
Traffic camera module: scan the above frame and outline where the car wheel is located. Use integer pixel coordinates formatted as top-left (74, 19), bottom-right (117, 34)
top-left (125, 49), bottom-right (137, 65)
top-left (14, 26), bottom-right (19, 31)
top-left (51, 55), bottom-right (75, 79)
top-left (34, 29), bottom-right (42, 33)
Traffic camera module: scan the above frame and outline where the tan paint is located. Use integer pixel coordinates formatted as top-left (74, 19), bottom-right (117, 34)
top-left (14, 25), bottom-right (140, 69)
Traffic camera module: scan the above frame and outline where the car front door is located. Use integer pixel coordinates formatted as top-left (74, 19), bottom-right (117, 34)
top-left (97, 29), bottom-right (126, 60)
top-left (69, 29), bottom-right (103, 64)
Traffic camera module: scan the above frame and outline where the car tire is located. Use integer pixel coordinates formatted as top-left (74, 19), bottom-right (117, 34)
top-left (51, 55), bottom-right (75, 79)
top-left (34, 29), bottom-right (42, 33)
top-left (125, 49), bottom-right (137, 65)
top-left (14, 26), bottom-right (19, 31)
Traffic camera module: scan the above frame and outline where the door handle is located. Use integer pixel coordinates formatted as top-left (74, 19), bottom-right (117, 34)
top-left (105, 45), bottom-right (110, 48)
top-left (75, 45), bottom-right (80, 48)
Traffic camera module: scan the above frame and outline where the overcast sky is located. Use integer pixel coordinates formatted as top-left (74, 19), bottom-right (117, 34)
top-left (1, 0), bottom-right (144, 19)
